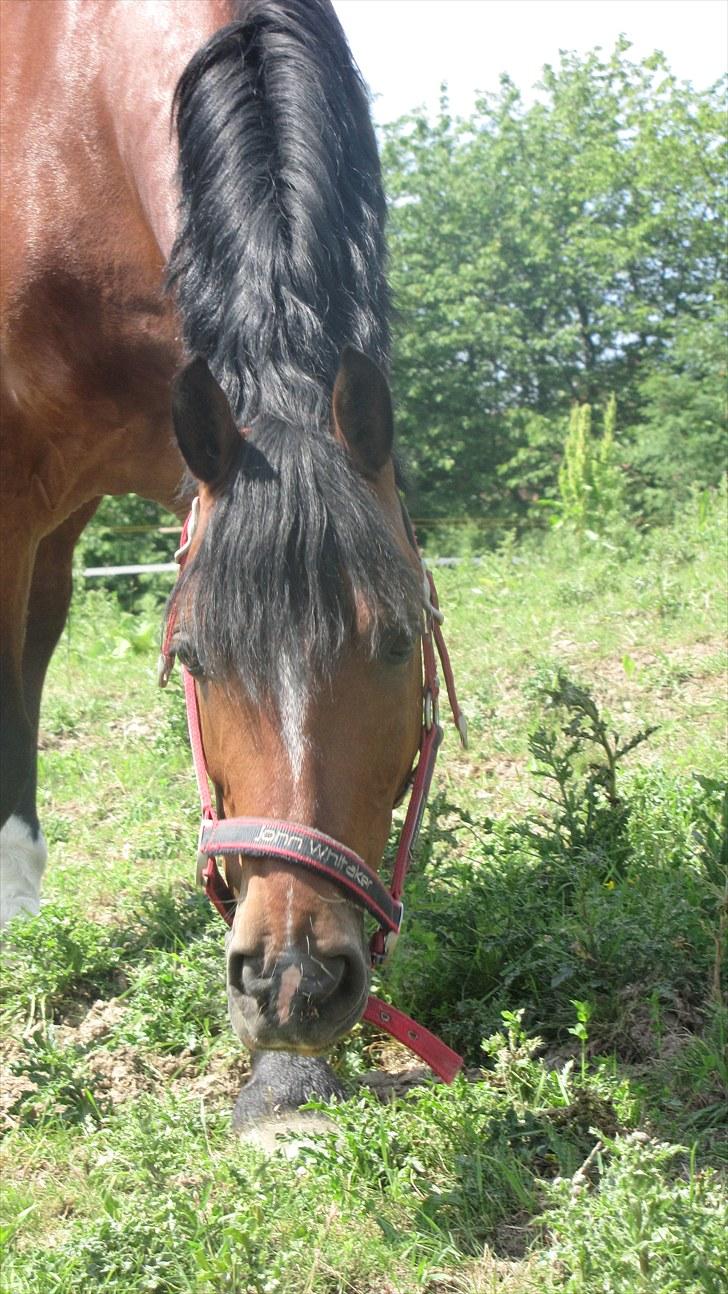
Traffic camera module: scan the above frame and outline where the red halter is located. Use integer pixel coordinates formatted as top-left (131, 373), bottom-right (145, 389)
top-left (160, 500), bottom-right (467, 1083)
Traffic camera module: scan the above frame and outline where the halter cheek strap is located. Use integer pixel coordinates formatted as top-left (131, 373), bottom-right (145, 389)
top-left (161, 500), bottom-right (467, 1084)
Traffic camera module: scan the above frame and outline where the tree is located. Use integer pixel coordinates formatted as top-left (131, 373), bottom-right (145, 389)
top-left (630, 312), bottom-right (728, 516)
top-left (382, 44), bottom-right (727, 527)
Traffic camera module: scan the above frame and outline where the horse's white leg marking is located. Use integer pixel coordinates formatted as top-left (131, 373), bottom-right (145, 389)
top-left (0, 816), bottom-right (47, 927)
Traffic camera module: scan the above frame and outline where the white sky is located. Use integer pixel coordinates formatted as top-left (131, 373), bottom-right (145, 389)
top-left (332, 0), bottom-right (728, 122)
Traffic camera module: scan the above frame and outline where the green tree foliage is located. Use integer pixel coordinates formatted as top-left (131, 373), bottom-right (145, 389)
top-left (630, 310), bottom-right (728, 516)
top-left (382, 42), bottom-right (727, 527)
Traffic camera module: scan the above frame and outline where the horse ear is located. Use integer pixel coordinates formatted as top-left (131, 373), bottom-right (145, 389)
top-left (331, 346), bottom-right (393, 476)
top-left (171, 358), bottom-right (240, 486)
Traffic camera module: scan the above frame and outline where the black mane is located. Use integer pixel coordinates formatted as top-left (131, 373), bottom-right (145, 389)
top-left (168, 0), bottom-right (390, 427)
top-left (167, 0), bottom-right (420, 701)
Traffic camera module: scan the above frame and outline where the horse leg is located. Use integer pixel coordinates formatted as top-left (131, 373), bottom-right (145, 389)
top-left (232, 1052), bottom-right (344, 1147)
top-left (0, 500), bottom-right (99, 926)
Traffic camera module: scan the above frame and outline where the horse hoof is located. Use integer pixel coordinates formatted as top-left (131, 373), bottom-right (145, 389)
top-left (233, 1051), bottom-right (344, 1150)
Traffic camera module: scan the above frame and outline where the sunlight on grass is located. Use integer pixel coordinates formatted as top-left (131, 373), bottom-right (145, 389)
top-left (1, 490), bottom-right (725, 1292)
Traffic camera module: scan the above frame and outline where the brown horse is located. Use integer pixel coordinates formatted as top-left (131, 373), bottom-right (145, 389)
top-left (0, 0), bottom-right (439, 1069)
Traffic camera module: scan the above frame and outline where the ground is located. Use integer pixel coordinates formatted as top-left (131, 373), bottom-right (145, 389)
top-left (1, 488), bottom-right (726, 1292)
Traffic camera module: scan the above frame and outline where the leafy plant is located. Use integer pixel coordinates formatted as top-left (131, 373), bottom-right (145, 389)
top-left (527, 671), bottom-right (657, 865)
top-left (539, 1134), bottom-right (728, 1293)
top-left (0, 906), bottom-right (122, 1024)
top-left (568, 1000), bottom-right (594, 1082)
top-left (3, 1030), bottom-right (108, 1129)
top-left (557, 397), bottom-right (625, 534)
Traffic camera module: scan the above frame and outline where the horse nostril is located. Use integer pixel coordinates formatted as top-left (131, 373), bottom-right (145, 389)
top-left (227, 944), bottom-right (369, 1047)
top-left (228, 950), bottom-right (349, 1011)
top-left (239, 955), bottom-right (274, 1004)
top-left (228, 952), bottom-right (267, 1004)
top-left (301, 954), bottom-right (345, 1001)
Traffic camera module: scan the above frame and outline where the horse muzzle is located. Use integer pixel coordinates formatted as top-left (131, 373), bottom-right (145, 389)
top-left (227, 941), bottom-right (369, 1051)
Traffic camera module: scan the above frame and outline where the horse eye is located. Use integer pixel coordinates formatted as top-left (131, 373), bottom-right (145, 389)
top-left (175, 638), bottom-right (204, 677)
top-left (380, 629), bottom-right (416, 665)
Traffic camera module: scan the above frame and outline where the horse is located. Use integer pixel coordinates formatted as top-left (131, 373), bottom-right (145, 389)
top-left (1, 0), bottom-right (463, 1102)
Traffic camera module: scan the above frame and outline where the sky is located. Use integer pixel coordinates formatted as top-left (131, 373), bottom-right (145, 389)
top-left (331, 0), bottom-right (728, 123)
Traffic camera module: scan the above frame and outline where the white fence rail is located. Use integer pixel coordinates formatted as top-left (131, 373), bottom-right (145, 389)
top-left (82, 556), bottom-right (476, 578)
top-left (83, 563), bottom-right (178, 578)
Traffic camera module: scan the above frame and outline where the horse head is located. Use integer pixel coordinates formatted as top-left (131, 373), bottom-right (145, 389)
top-left (166, 346), bottom-right (425, 1054)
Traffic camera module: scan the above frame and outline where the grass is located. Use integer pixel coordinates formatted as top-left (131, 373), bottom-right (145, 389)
top-left (1, 486), bottom-right (726, 1292)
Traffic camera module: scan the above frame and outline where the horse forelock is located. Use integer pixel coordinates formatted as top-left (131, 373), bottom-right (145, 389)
top-left (174, 422), bottom-right (422, 713)
top-left (165, 0), bottom-right (415, 716)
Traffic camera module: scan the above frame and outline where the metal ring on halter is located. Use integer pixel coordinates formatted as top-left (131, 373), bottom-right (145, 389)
top-left (369, 900), bottom-right (404, 965)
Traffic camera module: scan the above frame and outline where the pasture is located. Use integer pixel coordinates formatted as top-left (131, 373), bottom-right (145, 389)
top-left (1, 488), bottom-right (726, 1293)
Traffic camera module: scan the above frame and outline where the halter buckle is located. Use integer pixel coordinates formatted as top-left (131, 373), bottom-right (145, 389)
top-left (423, 688), bottom-right (440, 731)
top-left (370, 901), bottom-right (404, 965)
top-left (421, 560), bottom-right (444, 625)
top-left (196, 816), bottom-right (214, 886)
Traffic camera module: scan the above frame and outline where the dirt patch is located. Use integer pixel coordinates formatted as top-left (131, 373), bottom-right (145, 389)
top-left (170, 1052), bottom-right (251, 1104)
top-left (107, 717), bottom-right (158, 742)
top-left (0, 1040), bottom-right (40, 1130)
top-left (604, 985), bottom-right (704, 1063)
top-left (585, 635), bottom-right (726, 712)
top-left (2, 995), bottom-right (251, 1128)
top-left (84, 1036), bottom-right (250, 1110)
top-left (85, 1043), bottom-right (159, 1104)
top-left (56, 997), bottom-right (128, 1042)
top-left (37, 730), bottom-right (76, 753)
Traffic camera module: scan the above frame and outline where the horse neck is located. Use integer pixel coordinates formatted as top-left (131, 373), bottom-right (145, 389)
top-left (100, 0), bottom-right (236, 260)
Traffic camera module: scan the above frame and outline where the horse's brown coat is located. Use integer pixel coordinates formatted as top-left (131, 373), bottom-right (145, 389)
top-left (1, 1), bottom-right (234, 815)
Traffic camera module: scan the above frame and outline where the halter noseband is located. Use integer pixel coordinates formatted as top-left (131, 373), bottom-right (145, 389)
top-left (160, 500), bottom-right (467, 1083)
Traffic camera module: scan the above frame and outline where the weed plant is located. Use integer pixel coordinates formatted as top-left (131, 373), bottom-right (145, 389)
top-left (538, 1135), bottom-right (728, 1293)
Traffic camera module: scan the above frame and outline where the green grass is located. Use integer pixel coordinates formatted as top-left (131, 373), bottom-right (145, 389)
top-left (1, 487), bottom-right (726, 1292)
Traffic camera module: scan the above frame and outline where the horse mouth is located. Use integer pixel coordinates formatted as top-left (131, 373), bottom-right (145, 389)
top-left (227, 970), bottom-right (369, 1054)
